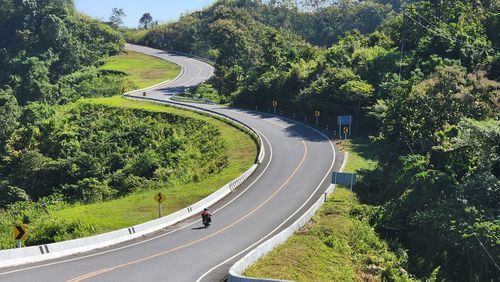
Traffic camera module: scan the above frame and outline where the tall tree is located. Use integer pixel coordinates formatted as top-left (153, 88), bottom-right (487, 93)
top-left (109, 8), bottom-right (126, 28)
top-left (139, 13), bottom-right (153, 29)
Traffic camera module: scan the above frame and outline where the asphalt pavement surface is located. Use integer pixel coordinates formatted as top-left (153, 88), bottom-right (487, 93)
top-left (0, 44), bottom-right (343, 282)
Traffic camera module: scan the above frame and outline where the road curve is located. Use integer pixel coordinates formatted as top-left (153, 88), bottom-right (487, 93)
top-left (0, 44), bottom-right (342, 282)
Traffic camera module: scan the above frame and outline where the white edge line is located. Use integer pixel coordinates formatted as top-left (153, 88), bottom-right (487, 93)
top-left (195, 120), bottom-right (338, 282)
top-left (0, 130), bottom-right (272, 276)
top-left (122, 45), bottom-right (186, 95)
top-left (0, 48), bottom-right (250, 273)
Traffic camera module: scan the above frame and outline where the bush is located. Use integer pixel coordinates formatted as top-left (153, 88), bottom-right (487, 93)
top-left (26, 217), bottom-right (96, 246)
top-left (189, 83), bottom-right (226, 104)
top-left (1, 103), bottom-right (227, 205)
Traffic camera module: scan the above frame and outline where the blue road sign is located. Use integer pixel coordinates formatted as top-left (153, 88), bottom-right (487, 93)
top-left (337, 115), bottom-right (353, 138)
top-left (337, 115), bottom-right (353, 125)
top-left (332, 172), bottom-right (356, 187)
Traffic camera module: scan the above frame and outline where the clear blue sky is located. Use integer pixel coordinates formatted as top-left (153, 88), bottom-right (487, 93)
top-left (74, 0), bottom-right (216, 28)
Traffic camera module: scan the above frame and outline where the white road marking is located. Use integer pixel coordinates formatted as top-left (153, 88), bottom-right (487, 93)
top-left (195, 116), bottom-right (337, 282)
top-left (0, 128), bottom-right (273, 277)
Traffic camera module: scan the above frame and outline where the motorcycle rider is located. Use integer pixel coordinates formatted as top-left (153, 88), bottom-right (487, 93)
top-left (201, 208), bottom-right (212, 226)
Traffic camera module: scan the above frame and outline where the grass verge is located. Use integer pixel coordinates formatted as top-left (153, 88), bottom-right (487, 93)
top-left (51, 96), bottom-right (256, 232)
top-left (244, 138), bottom-right (412, 281)
top-left (100, 50), bottom-right (180, 90)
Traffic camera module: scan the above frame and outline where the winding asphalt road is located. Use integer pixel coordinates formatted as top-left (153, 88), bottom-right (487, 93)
top-left (0, 44), bottom-right (342, 282)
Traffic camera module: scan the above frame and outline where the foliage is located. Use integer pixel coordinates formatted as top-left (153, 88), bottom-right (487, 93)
top-left (371, 66), bottom-right (500, 154)
top-left (0, 87), bottom-right (20, 154)
top-left (0, 102), bottom-right (228, 207)
top-left (0, 0), bottom-right (124, 105)
top-left (364, 120), bottom-right (500, 280)
top-left (109, 8), bottom-right (126, 28)
top-left (0, 96), bottom-right (257, 248)
top-left (245, 188), bottom-right (414, 281)
top-left (0, 194), bottom-right (97, 248)
top-left (139, 13), bottom-right (154, 29)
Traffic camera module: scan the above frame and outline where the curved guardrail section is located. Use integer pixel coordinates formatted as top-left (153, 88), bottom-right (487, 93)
top-left (124, 95), bottom-right (265, 165)
top-left (0, 50), bottom-right (264, 269)
top-left (0, 96), bottom-right (264, 268)
top-left (227, 153), bottom-right (348, 282)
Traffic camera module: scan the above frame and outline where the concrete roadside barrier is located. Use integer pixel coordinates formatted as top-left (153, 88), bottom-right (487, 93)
top-left (0, 98), bottom-right (264, 269)
top-left (227, 153), bottom-right (348, 282)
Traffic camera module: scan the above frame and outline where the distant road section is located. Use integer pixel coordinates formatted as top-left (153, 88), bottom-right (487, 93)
top-left (0, 44), bottom-right (341, 282)
top-left (125, 43), bottom-right (214, 94)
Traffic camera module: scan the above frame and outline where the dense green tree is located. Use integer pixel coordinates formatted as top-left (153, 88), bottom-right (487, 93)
top-left (0, 88), bottom-right (20, 152)
top-left (371, 65), bottom-right (499, 154)
top-left (373, 120), bottom-right (500, 280)
top-left (0, 104), bottom-right (228, 207)
top-left (139, 13), bottom-right (153, 29)
top-left (0, 0), bottom-right (124, 105)
top-left (0, 181), bottom-right (29, 207)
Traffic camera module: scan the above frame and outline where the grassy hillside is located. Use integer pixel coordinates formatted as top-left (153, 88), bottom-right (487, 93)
top-left (50, 96), bottom-right (257, 232)
top-left (0, 96), bottom-right (257, 247)
top-left (244, 139), bottom-right (413, 281)
top-left (100, 51), bottom-right (181, 90)
top-left (0, 47), bottom-right (256, 248)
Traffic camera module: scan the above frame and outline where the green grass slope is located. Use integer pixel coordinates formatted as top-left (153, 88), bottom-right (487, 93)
top-left (0, 51), bottom-right (256, 248)
top-left (51, 96), bottom-right (257, 233)
top-left (244, 139), bottom-right (413, 281)
top-left (100, 50), bottom-right (181, 90)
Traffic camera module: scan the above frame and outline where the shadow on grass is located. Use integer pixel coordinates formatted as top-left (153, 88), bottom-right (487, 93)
top-left (349, 138), bottom-right (380, 163)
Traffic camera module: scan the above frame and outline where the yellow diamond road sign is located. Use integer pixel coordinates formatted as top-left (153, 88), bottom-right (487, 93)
top-left (154, 192), bottom-right (166, 203)
top-left (13, 225), bottom-right (27, 241)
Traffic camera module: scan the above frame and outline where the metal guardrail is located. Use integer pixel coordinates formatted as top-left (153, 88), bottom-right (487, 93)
top-left (170, 95), bottom-right (217, 105)
top-left (0, 95), bottom-right (265, 268)
top-left (123, 94), bottom-right (265, 165)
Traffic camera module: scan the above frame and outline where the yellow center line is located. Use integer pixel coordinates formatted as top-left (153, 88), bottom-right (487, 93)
top-left (67, 268), bottom-right (112, 282)
top-left (67, 135), bottom-right (307, 282)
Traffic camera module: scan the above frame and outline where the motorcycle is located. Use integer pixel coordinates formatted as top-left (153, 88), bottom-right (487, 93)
top-left (202, 216), bottom-right (211, 228)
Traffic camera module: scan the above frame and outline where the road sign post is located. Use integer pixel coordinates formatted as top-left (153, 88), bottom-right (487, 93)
top-left (343, 127), bottom-right (349, 139)
top-left (315, 111), bottom-right (320, 125)
top-left (272, 100), bottom-right (277, 114)
top-left (337, 115), bottom-right (353, 139)
top-left (13, 225), bottom-right (27, 248)
top-left (154, 192), bottom-right (166, 218)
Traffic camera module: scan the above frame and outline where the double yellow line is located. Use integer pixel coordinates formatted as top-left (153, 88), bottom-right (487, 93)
top-left (68, 120), bottom-right (307, 282)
